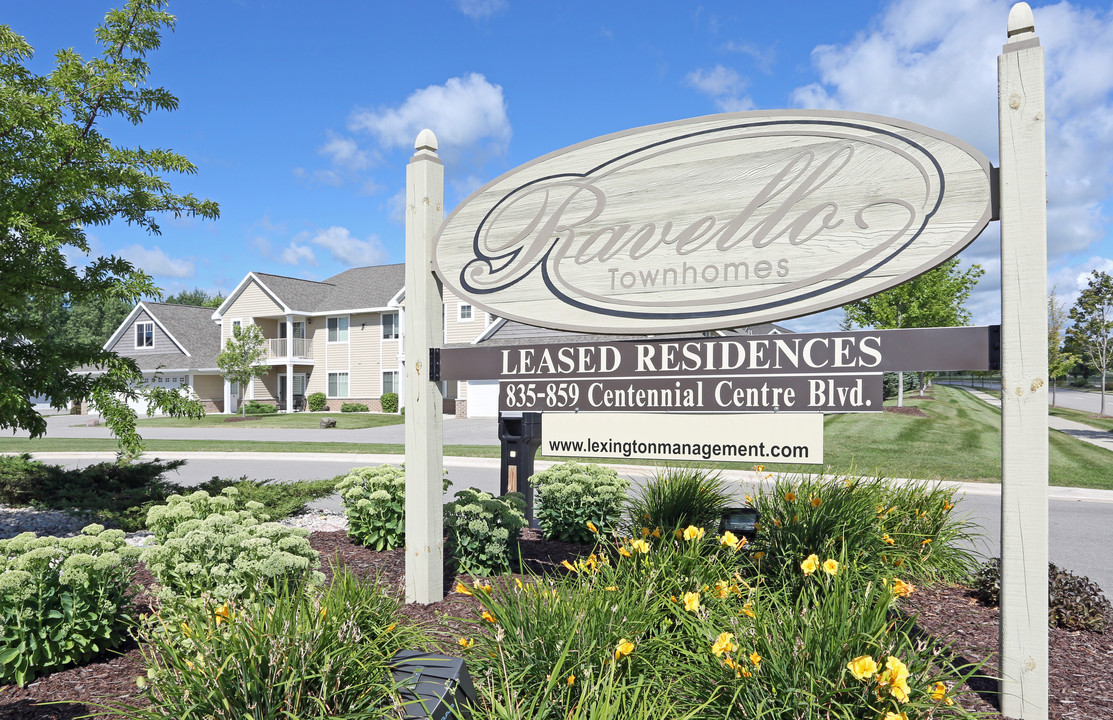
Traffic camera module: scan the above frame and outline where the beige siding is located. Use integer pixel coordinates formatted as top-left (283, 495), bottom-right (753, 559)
top-left (349, 312), bottom-right (381, 397)
top-left (191, 374), bottom-right (223, 402)
top-left (305, 323), bottom-right (327, 396)
top-left (222, 281), bottom-right (284, 339)
top-left (443, 289), bottom-right (490, 345)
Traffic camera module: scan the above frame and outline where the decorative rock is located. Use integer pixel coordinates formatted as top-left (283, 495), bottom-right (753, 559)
top-left (320, 417), bottom-right (337, 428)
top-left (84, 418), bottom-right (101, 427)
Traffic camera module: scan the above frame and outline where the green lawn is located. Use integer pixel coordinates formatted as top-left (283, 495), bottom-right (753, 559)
top-left (1048, 404), bottom-right (1113, 432)
top-left (7, 385), bottom-right (1112, 489)
top-left (130, 412), bottom-right (405, 430)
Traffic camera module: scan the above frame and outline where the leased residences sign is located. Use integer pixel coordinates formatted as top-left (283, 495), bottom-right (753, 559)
top-left (433, 111), bottom-right (993, 334)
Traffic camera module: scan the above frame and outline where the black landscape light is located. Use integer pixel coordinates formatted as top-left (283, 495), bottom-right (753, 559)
top-left (390, 650), bottom-right (477, 720)
top-left (719, 507), bottom-right (760, 539)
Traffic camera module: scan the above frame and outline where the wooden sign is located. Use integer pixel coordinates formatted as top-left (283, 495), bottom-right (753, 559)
top-left (433, 111), bottom-right (993, 334)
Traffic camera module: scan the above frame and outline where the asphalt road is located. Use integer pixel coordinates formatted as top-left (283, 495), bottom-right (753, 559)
top-left (36, 452), bottom-right (1113, 598)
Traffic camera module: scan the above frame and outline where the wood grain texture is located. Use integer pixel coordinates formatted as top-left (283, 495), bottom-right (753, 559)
top-left (404, 140), bottom-right (446, 604)
top-left (998, 11), bottom-right (1049, 719)
top-left (433, 111), bottom-right (993, 333)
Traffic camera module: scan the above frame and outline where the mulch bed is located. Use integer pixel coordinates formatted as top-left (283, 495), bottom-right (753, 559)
top-left (3, 532), bottom-right (1109, 720)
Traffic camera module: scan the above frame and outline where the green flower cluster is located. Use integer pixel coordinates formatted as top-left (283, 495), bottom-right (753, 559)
top-left (338, 465), bottom-right (407, 551)
top-left (444, 488), bottom-right (527, 576)
top-left (0, 524), bottom-right (138, 685)
top-left (532, 462), bottom-right (630, 544)
top-left (141, 487), bottom-right (322, 607)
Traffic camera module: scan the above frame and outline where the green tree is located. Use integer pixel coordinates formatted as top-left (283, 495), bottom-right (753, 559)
top-left (1047, 288), bottom-right (1077, 407)
top-left (216, 324), bottom-right (269, 417)
top-left (1068, 270), bottom-right (1113, 415)
top-left (163, 287), bottom-right (224, 308)
top-left (843, 258), bottom-right (984, 406)
top-left (0, 1), bottom-right (216, 453)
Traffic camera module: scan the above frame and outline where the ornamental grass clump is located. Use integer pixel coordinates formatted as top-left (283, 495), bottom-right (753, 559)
top-left (532, 462), bottom-right (630, 543)
top-left (109, 569), bottom-right (428, 720)
top-left (625, 465), bottom-right (732, 534)
top-left (444, 488), bottom-right (527, 576)
top-left (0, 524), bottom-right (138, 685)
top-left (141, 487), bottom-right (322, 608)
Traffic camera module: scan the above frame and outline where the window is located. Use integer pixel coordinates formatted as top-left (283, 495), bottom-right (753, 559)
top-left (328, 372), bottom-right (349, 398)
top-left (135, 322), bottom-right (154, 348)
top-left (327, 316), bottom-right (349, 342)
top-left (382, 370), bottom-right (398, 395)
top-left (382, 312), bottom-right (399, 339)
top-left (458, 303), bottom-right (473, 321)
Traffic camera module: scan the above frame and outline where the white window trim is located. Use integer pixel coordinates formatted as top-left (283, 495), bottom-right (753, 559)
top-left (327, 371), bottom-right (350, 398)
top-left (382, 370), bottom-right (399, 396)
top-left (457, 303), bottom-right (474, 322)
top-left (135, 321), bottom-right (154, 349)
top-left (327, 315), bottom-right (350, 343)
top-left (382, 311), bottom-right (399, 340)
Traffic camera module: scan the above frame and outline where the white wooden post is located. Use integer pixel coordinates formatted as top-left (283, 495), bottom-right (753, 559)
top-left (404, 129), bottom-right (445, 604)
top-left (998, 4), bottom-right (1048, 718)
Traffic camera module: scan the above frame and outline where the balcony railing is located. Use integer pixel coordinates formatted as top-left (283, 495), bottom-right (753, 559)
top-left (266, 338), bottom-right (311, 360)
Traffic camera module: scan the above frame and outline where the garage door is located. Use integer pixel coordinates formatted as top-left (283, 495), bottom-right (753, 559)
top-left (466, 380), bottom-right (499, 418)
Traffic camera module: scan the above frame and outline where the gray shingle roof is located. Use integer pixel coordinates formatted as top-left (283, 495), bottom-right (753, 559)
top-left (251, 264), bottom-right (405, 313)
top-left (141, 302), bottom-right (221, 369)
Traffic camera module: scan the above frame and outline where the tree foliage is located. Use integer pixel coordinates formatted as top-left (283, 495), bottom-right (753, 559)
top-left (1047, 288), bottom-right (1077, 405)
top-left (216, 324), bottom-right (269, 417)
top-left (1068, 270), bottom-right (1113, 415)
top-left (0, 1), bottom-right (217, 451)
top-left (162, 287), bottom-right (223, 308)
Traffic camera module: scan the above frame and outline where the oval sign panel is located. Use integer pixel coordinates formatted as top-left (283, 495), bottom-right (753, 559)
top-left (432, 111), bottom-right (992, 334)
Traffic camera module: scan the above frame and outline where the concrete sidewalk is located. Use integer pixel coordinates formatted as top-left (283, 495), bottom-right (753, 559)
top-left (960, 386), bottom-right (1113, 453)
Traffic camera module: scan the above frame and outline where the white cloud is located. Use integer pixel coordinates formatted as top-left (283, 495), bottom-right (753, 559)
top-left (456, 0), bottom-right (507, 20)
top-left (281, 243), bottom-right (316, 266)
top-left (349, 73), bottom-right (511, 156)
top-left (686, 64), bottom-right (754, 112)
top-left (118, 245), bottom-right (195, 278)
top-left (319, 131), bottom-right (369, 171)
top-left (304, 226), bottom-right (388, 266)
top-left (787, 0), bottom-right (1113, 322)
top-left (722, 41), bottom-right (776, 74)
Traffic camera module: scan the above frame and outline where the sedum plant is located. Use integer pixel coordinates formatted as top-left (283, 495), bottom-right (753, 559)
top-left (0, 524), bottom-right (139, 685)
top-left (444, 488), bottom-right (527, 576)
top-left (141, 487), bottom-right (322, 607)
top-left (338, 464), bottom-right (449, 551)
top-left (531, 462), bottom-right (630, 544)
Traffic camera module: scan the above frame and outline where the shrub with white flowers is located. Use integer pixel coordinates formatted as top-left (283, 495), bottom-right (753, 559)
top-left (531, 462), bottom-right (630, 543)
top-left (141, 487), bottom-right (322, 608)
top-left (0, 524), bottom-right (138, 685)
top-left (338, 465), bottom-right (450, 551)
top-left (444, 488), bottom-right (527, 576)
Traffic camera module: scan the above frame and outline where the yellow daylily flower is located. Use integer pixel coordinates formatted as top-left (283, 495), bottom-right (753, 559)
top-left (711, 632), bottom-right (737, 657)
top-left (741, 602), bottom-right (755, 618)
top-left (800, 554), bottom-right (820, 575)
top-left (482, 611), bottom-right (497, 624)
top-left (473, 580), bottom-right (492, 593)
top-left (891, 578), bottom-right (915, 597)
top-left (931, 681), bottom-right (954, 705)
top-left (614, 638), bottom-right (635, 660)
top-left (878, 656), bottom-right (911, 703)
top-left (749, 651), bottom-right (761, 666)
top-left (629, 539), bottom-right (651, 554)
top-left (882, 533), bottom-right (895, 545)
top-left (515, 577), bottom-right (524, 590)
top-left (214, 604), bottom-right (231, 625)
top-left (567, 674), bottom-right (576, 686)
top-left (618, 546), bottom-right (632, 557)
top-left (846, 654), bottom-right (878, 680)
top-left (682, 591), bottom-right (701, 612)
top-left (822, 558), bottom-right (839, 576)
top-left (458, 637), bottom-right (474, 649)
top-left (784, 491), bottom-right (796, 502)
top-left (605, 585), bottom-right (618, 591)
top-left (562, 560), bottom-right (578, 573)
top-left (586, 521), bottom-right (599, 534)
top-left (651, 527), bottom-right (662, 538)
top-left (455, 582), bottom-right (473, 596)
top-left (682, 525), bottom-right (706, 541)
top-left (810, 496), bottom-right (822, 507)
top-left (720, 531), bottom-right (740, 549)
top-left (712, 580), bottom-right (730, 599)
top-left (882, 713), bottom-right (909, 720)
top-left (752, 551), bottom-right (765, 561)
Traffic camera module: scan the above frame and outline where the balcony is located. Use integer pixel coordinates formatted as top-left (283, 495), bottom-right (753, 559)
top-left (266, 337), bottom-right (312, 362)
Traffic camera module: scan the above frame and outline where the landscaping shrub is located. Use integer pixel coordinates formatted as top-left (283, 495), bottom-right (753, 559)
top-left (0, 524), bottom-right (139, 685)
top-left (141, 487), bottom-right (323, 608)
top-left (444, 488), bottom-right (527, 576)
top-left (0, 454), bottom-right (185, 532)
top-left (306, 391), bottom-right (327, 411)
top-left (882, 371), bottom-right (919, 399)
top-left (195, 475), bottom-right (341, 520)
top-left (380, 391), bottom-right (399, 414)
top-left (337, 465), bottom-right (406, 551)
top-left (748, 470), bottom-right (978, 591)
top-left (531, 461), bottom-right (630, 543)
top-left (625, 465), bottom-right (731, 533)
top-left (462, 527), bottom-right (975, 719)
top-left (112, 569), bottom-right (428, 720)
top-left (243, 400), bottom-right (277, 414)
top-left (972, 557), bottom-right (1111, 632)
top-left (341, 402), bottom-right (369, 412)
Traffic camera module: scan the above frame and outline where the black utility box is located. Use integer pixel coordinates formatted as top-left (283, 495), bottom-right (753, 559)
top-left (390, 650), bottom-right (477, 720)
top-left (498, 412), bottom-right (542, 526)
top-left (719, 507), bottom-right (761, 539)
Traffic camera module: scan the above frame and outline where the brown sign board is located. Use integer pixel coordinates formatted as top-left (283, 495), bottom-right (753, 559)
top-left (435, 325), bottom-right (999, 382)
top-left (499, 374), bottom-right (882, 413)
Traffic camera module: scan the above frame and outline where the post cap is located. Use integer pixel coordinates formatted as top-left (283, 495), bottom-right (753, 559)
top-left (1007, 2), bottom-right (1035, 38)
top-left (415, 129), bottom-right (439, 153)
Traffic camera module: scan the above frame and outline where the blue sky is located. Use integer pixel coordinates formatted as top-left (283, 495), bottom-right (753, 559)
top-left (8, 0), bottom-right (1113, 332)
